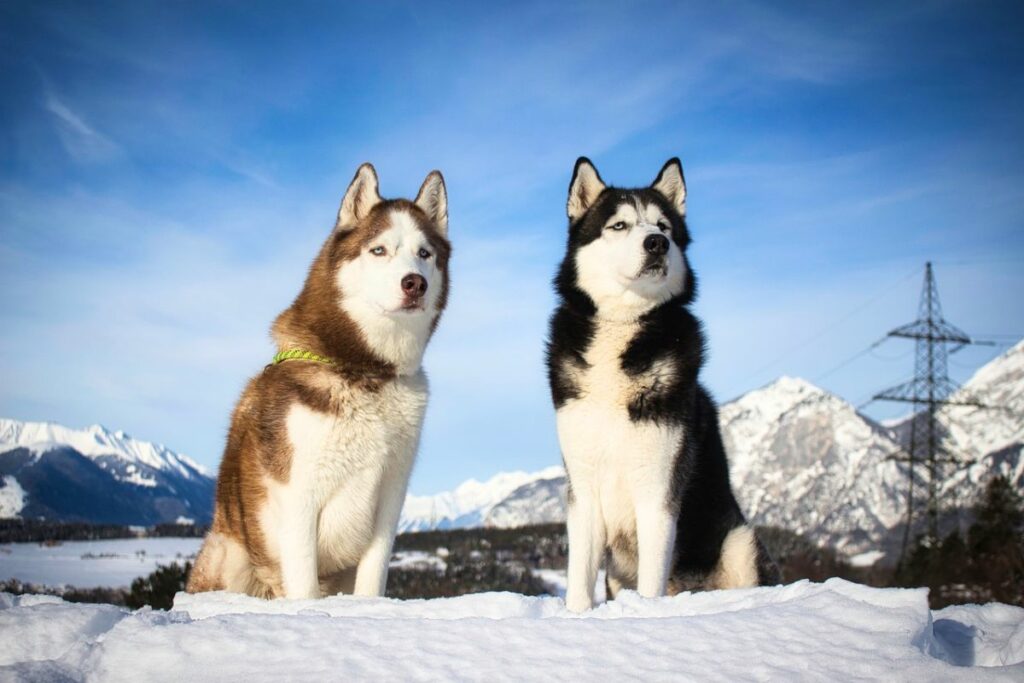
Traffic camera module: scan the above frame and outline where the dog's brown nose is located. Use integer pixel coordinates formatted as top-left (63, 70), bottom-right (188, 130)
top-left (401, 273), bottom-right (428, 298)
top-left (643, 234), bottom-right (669, 256)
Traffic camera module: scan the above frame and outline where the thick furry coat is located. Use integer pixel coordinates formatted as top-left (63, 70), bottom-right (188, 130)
top-left (547, 157), bottom-right (777, 611)
top-left (187, 164), bottom-right (450, 599)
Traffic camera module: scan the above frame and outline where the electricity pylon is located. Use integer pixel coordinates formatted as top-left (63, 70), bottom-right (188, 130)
top-left (873, 262), bottom-right (987, 556)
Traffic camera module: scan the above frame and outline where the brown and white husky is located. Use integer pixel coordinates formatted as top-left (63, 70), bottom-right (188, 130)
top-left (187, 163), bottom-right (450, 599)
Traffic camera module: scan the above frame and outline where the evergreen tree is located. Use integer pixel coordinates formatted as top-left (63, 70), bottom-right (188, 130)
top-left (967, 476), bottom-right (1024, 605)
top-left (895, 475), bottom-right (1023, 607)
top-left (969, 475), bottom-right (1023, 552)
top-left (126, 562), bottom-right (192, 610)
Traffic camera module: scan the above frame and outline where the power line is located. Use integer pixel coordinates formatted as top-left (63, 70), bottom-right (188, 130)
top-left (869, 346), bottom-right (914, 362)
top-left (813, 340), bottom-right (884, 383)
top-left (742, 267), bottom-right (921, 385)
top-left (969, 333), bottom-right (1022, 339)
top-left (948, 347), bottom-right (1012, 370)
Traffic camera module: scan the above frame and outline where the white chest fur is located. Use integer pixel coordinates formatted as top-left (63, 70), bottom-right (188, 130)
top-left (266, 372), bottom-right (428, 574)
top-left (555, 320), bottom-right (683, 534)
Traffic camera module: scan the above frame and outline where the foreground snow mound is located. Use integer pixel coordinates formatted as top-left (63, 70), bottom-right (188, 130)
top-left (1, 580), bottom-right (1022, 681)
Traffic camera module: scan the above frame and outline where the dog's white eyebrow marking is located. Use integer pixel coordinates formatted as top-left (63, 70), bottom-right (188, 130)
top-left (603, 199), bottom-right (668, 231)
top-left (644, 203), bottom-right (666, 226)
top-left (604, 202), bottom-right (639, 228)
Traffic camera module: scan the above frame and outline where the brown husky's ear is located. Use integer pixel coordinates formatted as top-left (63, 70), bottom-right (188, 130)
top-left (336, 163), bottom-right (382, 231)
top-left (415, 170), bottom-right (448, 237)
top-left (651, 157), bottom-right (686, 215)
top-left (567, 157), bottom-right (606, 222)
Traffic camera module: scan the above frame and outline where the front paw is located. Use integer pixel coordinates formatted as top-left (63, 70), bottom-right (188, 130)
top-left (566, 591), bottom-right (593, 613)
top-left (637, 586), bottom-right (665, 599)
top-left (283, 585), bottom-right (321, 600)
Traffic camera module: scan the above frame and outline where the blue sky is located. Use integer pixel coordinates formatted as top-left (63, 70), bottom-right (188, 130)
top-left (2, 1), bottom-right (1022, 494)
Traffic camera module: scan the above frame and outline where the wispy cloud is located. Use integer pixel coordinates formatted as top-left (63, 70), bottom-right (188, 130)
top-left (42, 89), bottom-right (122, 164)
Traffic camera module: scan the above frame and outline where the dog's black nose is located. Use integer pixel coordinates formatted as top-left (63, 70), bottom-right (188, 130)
top-left (401, 273), bottom-right (428, 298)
top-left (643, 234), bottom-right (670, 256)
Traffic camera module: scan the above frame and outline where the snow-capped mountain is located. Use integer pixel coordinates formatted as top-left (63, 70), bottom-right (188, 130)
top-left (0, 419), bottom-right (215, 525)
top-left (720, 376), bottom-right (911, 557)
top-left (399, 466), bottom-right (564, 532)
top-left (484, 470), bottom-right (568, 529)
top-left (939, 339), bottom-right (1024, 475)
top-left (398, 341), bottom-right (1023, 563)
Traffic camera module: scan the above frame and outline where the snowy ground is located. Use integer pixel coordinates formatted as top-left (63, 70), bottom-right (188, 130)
top-left (1, 579), bottom-right (1022, 681)
top-left (0, 538), bottom-right (202, 588)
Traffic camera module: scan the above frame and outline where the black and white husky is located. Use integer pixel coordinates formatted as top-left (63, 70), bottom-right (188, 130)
top-left (547, 157), bottom-right (778, 612)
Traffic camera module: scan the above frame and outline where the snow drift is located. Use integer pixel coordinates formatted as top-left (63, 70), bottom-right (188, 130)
top-left (2, 580), bottom-right (1022, 681)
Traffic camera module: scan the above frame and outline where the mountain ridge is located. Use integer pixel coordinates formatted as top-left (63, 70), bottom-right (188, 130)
top-left (0, 419), bottom-right (214, 525)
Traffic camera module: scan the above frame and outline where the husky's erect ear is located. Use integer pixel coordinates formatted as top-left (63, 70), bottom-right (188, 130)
top-left (651, 157), bottom-right (686, 215)
top-left (336, 163), bottom-right (382, 231)
top-left (415, 170), bottom-right (448, 237)
top-left (567, 157), bottom-right (606, 222)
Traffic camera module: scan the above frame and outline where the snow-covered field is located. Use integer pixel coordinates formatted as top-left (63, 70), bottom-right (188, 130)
top-left (0, 538), bottom-right (203, 588)
top-left (0, 538), bottom-right (454, 589)
top-left (1, 579), bottom-right (1022, 681)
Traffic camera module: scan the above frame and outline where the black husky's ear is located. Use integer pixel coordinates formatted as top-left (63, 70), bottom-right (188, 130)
top-left (567, 157), bottom-right (606, 222)
top-left (651, 157), bottom-right (687, 215)
top-left (336, 163), bottom-right (382, 231)
top-left (415, 170), bottom-right (448, 237)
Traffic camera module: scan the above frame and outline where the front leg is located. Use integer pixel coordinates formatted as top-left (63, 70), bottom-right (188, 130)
top-left (565, 491), bottom-right (606, 612)
top-left (634, 497), bottom-right (677, 598)
top-left (276, 492), bottom-right (321, 599)
top-left (353, 460), bottom-right (414, 597)
top-left (629, 426), bottom-right (682, 598)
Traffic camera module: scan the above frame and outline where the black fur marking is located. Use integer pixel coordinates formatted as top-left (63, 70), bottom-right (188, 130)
top-left (546, 161), bottom-right (778, 593)
top-left (621, 304), bottom-right (703, 425)
top-left (546, 306), bottom-right (594, 408)
top-left (668, 386), bottom-right (749, 578)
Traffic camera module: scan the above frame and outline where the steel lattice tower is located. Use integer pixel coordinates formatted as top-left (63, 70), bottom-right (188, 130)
top-left (873, 262), bottom-right (985, 552)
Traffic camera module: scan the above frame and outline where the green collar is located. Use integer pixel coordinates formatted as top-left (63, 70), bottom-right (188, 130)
top-left (271, 349), bottom-right (337, 366)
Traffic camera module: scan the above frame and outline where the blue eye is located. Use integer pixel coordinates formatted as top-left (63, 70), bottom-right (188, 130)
top-left (418, 248), bottom-right (432, 259)
top-left (370, 246), bottom-right (386, 256)
top-left (608, 221), bottom-right (627, 231)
